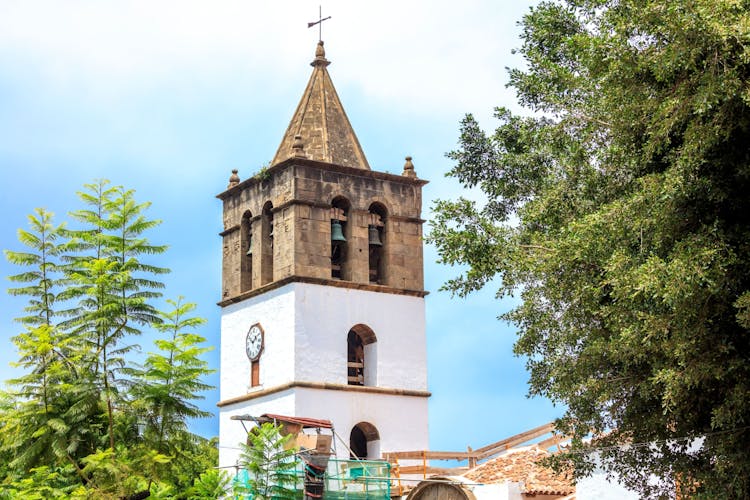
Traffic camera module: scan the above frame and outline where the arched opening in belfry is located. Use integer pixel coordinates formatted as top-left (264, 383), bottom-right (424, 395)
top-left (347, 324), bottom-right (377, 386)
top-left (240, 210), bottom-right (253, 292)
top-left (261, 202), bottom-right (274, 285)
top-left (367, 203), bottom-right (387, 285)
top-left (330, 196), bottom-right (350, 280)
top-left (349, 422), bottom-right (380, 460)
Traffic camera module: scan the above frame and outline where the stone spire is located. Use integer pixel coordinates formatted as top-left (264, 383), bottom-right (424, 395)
top-left (271, 41), bottom-right (370, 170)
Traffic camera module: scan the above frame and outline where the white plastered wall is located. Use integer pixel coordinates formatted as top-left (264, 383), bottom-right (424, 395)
top-left (294, 387), bottom-right (429, 459)
top-left (218, 391), bottom-right (296, 470)
top-left (219, 286), bottom-right (296, 402)
top-left (218, 282), bottom-right (430, 466)
top-left (293, 283), bottom-right (428, 390)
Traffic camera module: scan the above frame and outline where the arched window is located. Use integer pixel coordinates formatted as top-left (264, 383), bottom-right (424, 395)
top-left (350, 422), bottom-right (380, 459)
top-left (347, 324), bottom-right (377, 386)
top-left (240, 210), bottom-right (253, 292)
top-left (330, 197), bottom-right (350, 280)
top-left (261, 201), bottom-right (274, 285)
top-left (368, 203), bottom-right (387, 285)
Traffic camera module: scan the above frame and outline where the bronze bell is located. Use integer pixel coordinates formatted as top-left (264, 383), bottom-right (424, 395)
top-left (246, 233), bottom-right (252, 256)
top-left (331, 220), bottom-right (346, 243)
top-left (368, 225), bottom-right (382, 247)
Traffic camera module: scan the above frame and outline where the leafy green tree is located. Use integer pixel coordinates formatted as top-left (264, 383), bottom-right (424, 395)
top-left (3, 180), bottom-right (217, 497)
top-left (63, 180), bottom-right (169, 452)
top-left (187, 468), bottom-right (231, 500)
top-left (235, 423), bottom-right (299, 500)
top-left (129, 297), bottom-right (214, 492)
top-left (5, 208), bottom-right (65, 328)
top-left (429, 0), bottom-right (750, 497)
top-left (2, 208), bottom-right (90, 474)
top-left (0, 465), bottom-right (82, 499)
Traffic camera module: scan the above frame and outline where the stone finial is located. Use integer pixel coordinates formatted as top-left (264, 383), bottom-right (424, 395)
top-left (402, 156), bottom-right (417, 178)
top-left (311, 40), bottom-right (331, 67)
top-left (292, 135), bottom-right (306, 158)
top-left (228, 169), bottom-right (240, 188)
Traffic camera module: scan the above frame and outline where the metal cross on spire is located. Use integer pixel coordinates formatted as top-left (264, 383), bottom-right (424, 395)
top-left (307, 5), bottom-right (331, 42)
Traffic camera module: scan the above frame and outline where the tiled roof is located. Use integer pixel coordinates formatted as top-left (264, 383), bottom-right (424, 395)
top-left (462, 446), bottom-right (574, 495)
top-left (271, 41), bottom-right (370, 170)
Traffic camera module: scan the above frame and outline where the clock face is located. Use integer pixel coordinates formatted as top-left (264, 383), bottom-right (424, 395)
top-left (245, 324), bottom-right (264, 361)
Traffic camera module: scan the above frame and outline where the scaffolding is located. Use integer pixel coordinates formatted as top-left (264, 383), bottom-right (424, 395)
top-left (233, 457), bottom-right (392, 499)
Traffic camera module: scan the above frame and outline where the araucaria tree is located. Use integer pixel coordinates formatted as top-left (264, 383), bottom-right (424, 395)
top-left (235, 423), bottom-right (299, 500)
top-left (429, 0), bottom-right (750, 497)
top-left (2, 180), bottom-right (216, 498)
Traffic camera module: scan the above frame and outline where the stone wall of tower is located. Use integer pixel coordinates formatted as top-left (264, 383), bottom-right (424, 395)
top-left (220, 165), bottom-right (296, 299)
top-left (218, 158), bottom-right (428, 303)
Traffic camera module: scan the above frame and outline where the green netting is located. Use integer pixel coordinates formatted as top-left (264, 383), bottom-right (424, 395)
top-left (233, 458), bottom-right (391, 499)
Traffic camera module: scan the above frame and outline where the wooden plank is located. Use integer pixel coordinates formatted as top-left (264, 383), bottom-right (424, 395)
top-left (384, 451), bottom-right (473, 460)
top-left (474, 422), bottom-right (555, 459)
top-left (347, 362), bottom-right (364, 368)
top-left (474, 422), bottom-right (554, 454)
top-left (397, 466), bottom-right (469, 475)
top-left (536, 434), bottom-right (571, 450)
top-left (467, 446), bottom-right (477, 469)
top-left (251, 360), bottom-right (260, 387)
top-left (423, 467), bottom-right (470, 476)
top-left (384, 422), bottom-right (559, 470)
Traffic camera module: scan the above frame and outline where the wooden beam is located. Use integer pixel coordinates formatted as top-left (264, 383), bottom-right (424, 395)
top-left (383, 422), bottom-right (559, 474)
top-left (474, 422), bottom-right (555, 459)
top-left (397, 466), bottom-right (470, 476)
top-left (384, 451), bottom-right (473, 461)
top-left (536, 434), bottom-right (571, 451)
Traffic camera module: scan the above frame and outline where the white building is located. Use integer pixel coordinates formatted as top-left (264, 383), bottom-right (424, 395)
top-left (216, 40), bottom-right (430, 470)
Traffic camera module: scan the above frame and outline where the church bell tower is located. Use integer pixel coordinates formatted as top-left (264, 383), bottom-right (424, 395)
top-left (217, 41), bottom-right (430, 468)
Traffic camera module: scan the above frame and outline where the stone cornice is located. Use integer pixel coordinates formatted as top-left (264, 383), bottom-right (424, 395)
top-left (217, 275), bottom-right (429, 307)
top-left (216, 158), bottom-right (428, 200)
top-left (219, 224), bottom-right (240, 237)
top-left (217, 381), bottom-right (431, 408)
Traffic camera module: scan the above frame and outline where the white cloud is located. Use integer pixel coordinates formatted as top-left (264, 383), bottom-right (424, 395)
top-left (0, 0), bottom-right (533, 115)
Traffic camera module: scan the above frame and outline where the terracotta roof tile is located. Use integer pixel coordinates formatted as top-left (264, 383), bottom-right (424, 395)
top-left (463, 446), bottom-right (574, 495)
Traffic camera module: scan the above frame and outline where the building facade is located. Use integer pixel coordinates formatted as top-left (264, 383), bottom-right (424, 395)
top-left (217, 41), bottom-right (430, 468)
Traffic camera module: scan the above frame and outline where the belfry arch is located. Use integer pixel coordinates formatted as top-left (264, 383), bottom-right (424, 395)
top-left (367, 202), bottom-right (387, 285)
top-left (240, 210), bottom-right (253, 292)
top-left (349, 422), bottom-right (380, 460)
top-left (261, 201), bottom-right (274, 285)
top-left (347, 324), bottom-right (377, 386)
top-left (330, 196), bottom-right (351, 280)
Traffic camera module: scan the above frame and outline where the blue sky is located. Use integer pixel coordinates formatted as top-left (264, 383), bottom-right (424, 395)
top-left (0, 0), bottom-right (558, 452)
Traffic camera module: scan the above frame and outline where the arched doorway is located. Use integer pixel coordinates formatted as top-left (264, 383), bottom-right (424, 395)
top-left (349, 422), bottom-right (380, 459)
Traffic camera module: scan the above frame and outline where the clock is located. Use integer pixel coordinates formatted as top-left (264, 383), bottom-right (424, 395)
top-left (245, 323), bottom-right (264, 361)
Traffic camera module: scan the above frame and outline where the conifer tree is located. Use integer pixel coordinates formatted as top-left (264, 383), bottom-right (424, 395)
top-left (235, 423), bottom-right (299, 500)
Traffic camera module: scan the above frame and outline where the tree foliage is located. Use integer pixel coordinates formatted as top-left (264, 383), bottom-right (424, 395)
top-left (429, 0), bottom-right (750, 497)
top-left (234, 423), bottom-right (299, 500)
top-left (2, 181), bottom-right (218, 498)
